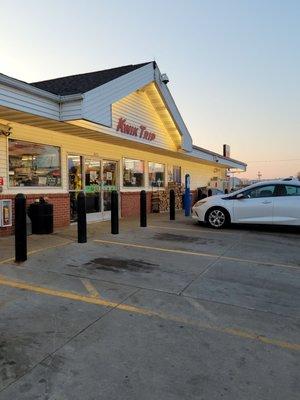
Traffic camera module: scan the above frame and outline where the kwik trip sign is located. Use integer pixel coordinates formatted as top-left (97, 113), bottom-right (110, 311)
top-left (116, 117), bottom-right (156, 142)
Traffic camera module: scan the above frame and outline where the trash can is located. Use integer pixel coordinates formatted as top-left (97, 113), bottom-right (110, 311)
top-left (28, 198), bottom-right (53, 234)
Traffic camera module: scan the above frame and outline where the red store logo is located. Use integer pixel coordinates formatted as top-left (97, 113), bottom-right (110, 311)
top-left (116, 117), bottom-right (156, 142)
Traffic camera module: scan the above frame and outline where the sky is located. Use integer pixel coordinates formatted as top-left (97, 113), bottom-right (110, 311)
top-left (0, 0), bottom-right (299, 179)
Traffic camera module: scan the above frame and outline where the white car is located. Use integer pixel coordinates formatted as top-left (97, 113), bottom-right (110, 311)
top-left (192, 179), bottom-right (300, 228)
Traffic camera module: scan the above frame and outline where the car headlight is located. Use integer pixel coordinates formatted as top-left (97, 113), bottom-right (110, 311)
top-left (194, 200), bottom-right (207, 207)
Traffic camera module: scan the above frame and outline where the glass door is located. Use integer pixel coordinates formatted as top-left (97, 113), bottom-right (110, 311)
top-left (84, 159), bottom-right (101, 219)
top-left (68, 156), bottom-right (118, 222)
top-left (68, 155), bottom-right (83, 222)
top-left (102, 160), bottom-right (118, 219)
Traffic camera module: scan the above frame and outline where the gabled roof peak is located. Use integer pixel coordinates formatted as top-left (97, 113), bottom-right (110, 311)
top-left (31, 62), bottom-right (153, 95)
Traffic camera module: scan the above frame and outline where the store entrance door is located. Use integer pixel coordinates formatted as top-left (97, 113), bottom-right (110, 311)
top-left (84, 159), bottom-right (101, 221)
top-left (84, 159), bottom-right (118, 222)
top-left (101, 160), bottom-right (118, 220)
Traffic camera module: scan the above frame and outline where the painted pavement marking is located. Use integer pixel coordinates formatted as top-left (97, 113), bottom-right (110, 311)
top-left (148, 225), bottom-right (233, 234)
top-left (0, 240), bottom-right (73, 266)
top-left (0, 275), bottom-right (299, 352)
top-left (93, 239), bottom-right (300, 271)
top-left (81, 278), bottom-right (101, 298)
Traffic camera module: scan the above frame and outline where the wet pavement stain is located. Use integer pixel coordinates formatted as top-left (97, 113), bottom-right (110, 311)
top-left (153, 233), bottom-right (216, 245)
top-left (70, 257), bottom-right (157, 273)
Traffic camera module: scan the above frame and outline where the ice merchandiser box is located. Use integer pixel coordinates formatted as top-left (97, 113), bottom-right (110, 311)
top-left (0, 199), bottom-right (12, 227)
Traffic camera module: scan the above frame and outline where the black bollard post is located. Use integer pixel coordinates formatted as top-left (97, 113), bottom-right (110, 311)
top-left (140, 190), bottom-right (147, 227)
top-left (77, 191), bottom-right (87, 243)
top-left (15, 193), bottom-right (27, 262)
top-left (208, 188), bottom-right (212, 197)
top-left (170, 189), bottom-right (175, 220)
top-left (111, 190), bottom-right (119, 234)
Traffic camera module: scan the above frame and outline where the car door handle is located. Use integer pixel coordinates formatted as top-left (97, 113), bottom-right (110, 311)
top-left (262, 200), bottom-right (272, 204)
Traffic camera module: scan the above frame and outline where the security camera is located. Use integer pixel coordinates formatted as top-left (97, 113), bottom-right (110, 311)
top-left (161, 73), bottom-right (169, 84)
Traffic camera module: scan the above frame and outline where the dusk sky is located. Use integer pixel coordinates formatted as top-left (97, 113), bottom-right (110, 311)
top-left (1, 0), bottom-right (299, 179)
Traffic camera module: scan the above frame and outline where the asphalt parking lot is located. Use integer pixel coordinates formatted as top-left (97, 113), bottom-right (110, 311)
top-left (0, 214), bottom-right (299, 399)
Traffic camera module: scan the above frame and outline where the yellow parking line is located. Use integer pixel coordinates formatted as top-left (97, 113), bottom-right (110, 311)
top-left (93, 239), bottom-right (300, 271)
top-left (0, 257), bottom-right (15, 265)
top-left (149, 225), bottom-right (204, 233)
top-left (0, 240), bottom-right (73, 266)
top-left (94, 239), bottom-right (217, 258)
top-left (0, 275), bottom-right (299, 352)
top-left (81, 278), bottom-right (101, 298)
top-left (148, 225), bottom-right (232, 234)
top-left (0, 275), bottom-right (117, 307)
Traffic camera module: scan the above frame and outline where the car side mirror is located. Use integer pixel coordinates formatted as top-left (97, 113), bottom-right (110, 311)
top-left (236, 193), bottom-right (246, 200)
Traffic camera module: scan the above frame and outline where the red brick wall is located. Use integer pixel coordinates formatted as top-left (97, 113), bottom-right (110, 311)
top-left (121, 191), bottom-right (152, 218)
top-left (0, 193), bottom-right (70, 236)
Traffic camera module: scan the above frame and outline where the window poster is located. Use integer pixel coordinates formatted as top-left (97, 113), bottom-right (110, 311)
top-left (106, 171), bottom-right (113, 180)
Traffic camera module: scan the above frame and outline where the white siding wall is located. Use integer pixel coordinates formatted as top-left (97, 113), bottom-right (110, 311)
top-left (0, 120), bottom-right (225, 195)
top-left (60, 99), bottom-right (83, 121)
top-left (76, 87), bottom-right (180, 152)
top-left (82, 63), bottom-right (154, 126)
top-left (0, 84), bottom-right (59, 120)
top-left (111, 90), bottom-right (178, 152)
top-left (154, 67), bottom-right (193, 152)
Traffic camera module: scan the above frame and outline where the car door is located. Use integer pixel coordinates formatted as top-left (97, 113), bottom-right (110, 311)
top-left (233, 184), bottom-right (276, 224)
top-left (273, 184), bottom-right (300, 225)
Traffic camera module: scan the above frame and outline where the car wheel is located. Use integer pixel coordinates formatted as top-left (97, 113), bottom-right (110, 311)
top-left (206, 207), bottom-right (229, 229)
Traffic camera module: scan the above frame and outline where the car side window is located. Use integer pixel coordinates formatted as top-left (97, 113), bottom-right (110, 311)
top-left (277, 185), bottom-right (300, 197)
top-left (243, 185), bottom-right (276, 199)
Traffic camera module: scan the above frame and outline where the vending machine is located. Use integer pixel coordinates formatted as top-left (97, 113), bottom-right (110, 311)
top-left (0, 200), bottom-right (12, 227)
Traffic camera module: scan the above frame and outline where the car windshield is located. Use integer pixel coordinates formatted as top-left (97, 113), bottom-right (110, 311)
top-left (243, 185), bottom-right (276, 198)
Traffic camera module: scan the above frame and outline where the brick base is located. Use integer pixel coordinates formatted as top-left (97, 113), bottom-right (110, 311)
top-left (121, 191), bottom-right (152, 218)
top-left (0, 193), bottom-right (70, 236)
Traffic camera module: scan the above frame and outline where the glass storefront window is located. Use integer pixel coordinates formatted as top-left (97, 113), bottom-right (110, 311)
top-left (123, 158), bottom-right (144, 187)
top-left (173, 165), bottom-right (181, 184)
top-left (68, 155), bottom-right (83, 191)
top-left (9, 139), bottom-right (61, 187)
top-left (148, 162), bottom-right (165, 187)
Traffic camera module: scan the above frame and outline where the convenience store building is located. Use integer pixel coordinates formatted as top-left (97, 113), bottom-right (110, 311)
top-left (0, 61), bottom-right (246, 235)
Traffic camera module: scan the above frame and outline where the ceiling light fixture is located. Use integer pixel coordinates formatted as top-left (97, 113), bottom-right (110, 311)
top-left (0, 123), bottom-right (12, 137)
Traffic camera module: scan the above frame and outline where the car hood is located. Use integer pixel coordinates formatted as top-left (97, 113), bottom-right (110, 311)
top-left (193, 194), bottom-right (227, 206)
top-left (207, 194), bottom-right (228, 201)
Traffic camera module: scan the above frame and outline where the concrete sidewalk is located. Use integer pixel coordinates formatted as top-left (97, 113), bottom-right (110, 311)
top-left (0, 212), bottom-right (206, 264)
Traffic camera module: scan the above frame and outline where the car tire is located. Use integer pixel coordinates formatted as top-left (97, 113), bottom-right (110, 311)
top-left (206, 207), bottom-right (230, 229)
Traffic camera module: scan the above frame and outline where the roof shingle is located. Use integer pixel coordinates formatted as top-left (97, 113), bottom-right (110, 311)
top-left (31, 62), bottom-right (152, 95)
